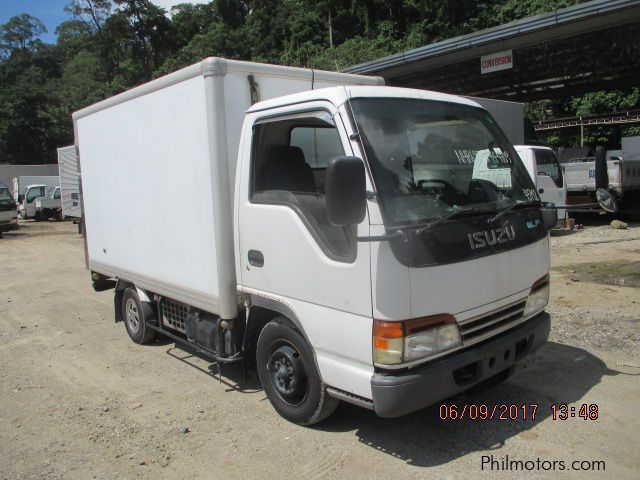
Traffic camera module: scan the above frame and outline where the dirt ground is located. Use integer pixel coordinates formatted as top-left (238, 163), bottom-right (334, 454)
top-left (1, 217), bottom-right (639, 479)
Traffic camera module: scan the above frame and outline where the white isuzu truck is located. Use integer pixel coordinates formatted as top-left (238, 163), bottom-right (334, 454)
top-left (75, 58), bottom-right (557, 425)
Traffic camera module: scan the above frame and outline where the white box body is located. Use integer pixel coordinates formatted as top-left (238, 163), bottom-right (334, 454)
top-left (74, 58), bottom-right (382, 317)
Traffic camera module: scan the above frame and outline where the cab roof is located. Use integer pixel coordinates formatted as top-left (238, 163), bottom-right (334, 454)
top-left (247, 85), bottom-right (482, 113)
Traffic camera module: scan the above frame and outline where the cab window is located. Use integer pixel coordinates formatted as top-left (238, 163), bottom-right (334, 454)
top-left (26, 187), bottom-right (45, 203)
top-left (535, 150), bottom-right (563, 188)
top-left (251, 113), bottom-right (356, 262)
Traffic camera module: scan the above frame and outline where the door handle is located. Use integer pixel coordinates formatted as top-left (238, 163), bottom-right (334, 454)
top-left (248, 250), bottom-right (264, 267)
top-left (538, 188), bottom-right (544, 194)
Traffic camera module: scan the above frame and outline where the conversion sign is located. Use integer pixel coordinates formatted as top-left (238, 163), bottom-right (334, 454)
top-left (481, 50), bottom-right (513, 74)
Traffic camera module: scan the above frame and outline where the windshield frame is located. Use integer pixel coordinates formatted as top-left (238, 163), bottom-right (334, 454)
top-left (346, 97), bottom-right (540, 228)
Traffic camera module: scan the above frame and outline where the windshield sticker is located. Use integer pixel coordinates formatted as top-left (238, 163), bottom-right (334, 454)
top-left (487, 151), bottom-right (512, 168)
top-left (454, 150), bottom-right (478, 165)
top-left (523, 188), bottom-right (540, 202)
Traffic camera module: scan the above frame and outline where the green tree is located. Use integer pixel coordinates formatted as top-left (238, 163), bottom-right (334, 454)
top-left (64, 0), bottom-right (113, 33)
top-left (0, 14), bottom-right (47, 58)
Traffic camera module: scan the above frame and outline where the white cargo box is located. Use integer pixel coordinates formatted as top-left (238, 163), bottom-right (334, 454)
top-left (74, 58), bottom-right (382, 319)
top-left (57, 146), bottom-right (81, 219)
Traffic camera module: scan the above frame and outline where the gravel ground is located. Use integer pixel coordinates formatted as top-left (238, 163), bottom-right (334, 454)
top-left (0, 218), bottom-right (639, 479)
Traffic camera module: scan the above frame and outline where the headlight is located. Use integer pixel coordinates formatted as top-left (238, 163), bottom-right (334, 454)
top-left (405, 322), bottom-right (461, 361)
top-left (374, 314), bottom-right (461, 365)
top-left (523, 274), bottom-right (550, 318)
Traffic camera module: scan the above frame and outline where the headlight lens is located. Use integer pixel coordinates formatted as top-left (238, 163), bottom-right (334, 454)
top-left (404, 322), bottom-right (461, 361)
top-left (373, 314), bottom-right (461, 365)
top-left (523, 275), bottom-right (550, 318)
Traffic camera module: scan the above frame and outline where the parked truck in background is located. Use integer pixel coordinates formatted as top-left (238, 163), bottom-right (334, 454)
top-left (13, 176), bottom-right (60, 219)
top-left (12, 176), bottom-right (60, 204)
top-left (561, 136), bottom-right (640, 211)
top-left (514, 146), bottom-right (567, 222)
top-left (32, 186), bottom-right (63, 221)
top-left (0, 164), bottom-right (58, 200)
top-left (58, 146), bottom-right (81, 220)
top-left (0, 182), bottom-right (18, 237)
top-left (472, 145), bottom-right (567, 225)
top-left (76, 58), bottom-right (557, 425)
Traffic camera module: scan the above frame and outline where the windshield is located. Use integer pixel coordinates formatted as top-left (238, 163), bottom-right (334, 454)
top-left (26, 186), bottom-right (45, 203)
top-left (535, 149), bottom-right (563, 188)
top-left (350, 98), bottom-right (539, 226)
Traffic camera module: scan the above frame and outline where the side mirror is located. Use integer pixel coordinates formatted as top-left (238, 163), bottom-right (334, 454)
top-left (325, 156), bottom-right (366, 226)
top-left (596, 188), bottom-right (618, 213)
top-left (541, 202), bottom-right (558, 230)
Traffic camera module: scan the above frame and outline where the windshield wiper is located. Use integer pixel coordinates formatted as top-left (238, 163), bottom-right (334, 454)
top-left (487, 200), bottom-right (540, 224)
top-left (387, 206), bottom-right (492, 236)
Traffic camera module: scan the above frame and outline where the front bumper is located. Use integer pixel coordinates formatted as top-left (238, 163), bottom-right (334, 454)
top-left (371, 311), bottom-right (550, 417)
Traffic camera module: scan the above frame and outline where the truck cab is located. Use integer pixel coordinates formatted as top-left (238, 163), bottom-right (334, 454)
top-left (19, 184), bottom-right (47, 219)
top-left (236, 87), bottom-right (551, 418)
top-left (20, 185), bottom-right (60, 220)
top-left (474, 145), bottom-right (567, 223)
top-left (514, 146), bottom-right (567, 220)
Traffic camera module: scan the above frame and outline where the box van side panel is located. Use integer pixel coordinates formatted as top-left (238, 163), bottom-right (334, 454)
top-left (77, 75), bottom-right (222, 312)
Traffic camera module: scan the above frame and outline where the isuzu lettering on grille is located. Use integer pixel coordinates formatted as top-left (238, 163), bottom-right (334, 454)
top-left (467, 225), bottom-right (516, 250)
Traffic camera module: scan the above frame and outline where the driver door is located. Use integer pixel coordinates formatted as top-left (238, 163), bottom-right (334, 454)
top-left (236, 102), bottom-right (374, 394)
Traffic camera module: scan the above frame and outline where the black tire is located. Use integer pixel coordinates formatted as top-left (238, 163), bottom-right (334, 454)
top-left (256, 318), bottom-right (338, 425)
top-left (121, 287), bottom-right (156, 344)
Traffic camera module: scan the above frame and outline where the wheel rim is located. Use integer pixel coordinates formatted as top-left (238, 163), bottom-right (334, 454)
top-left (267, 343), bottom-right (308, 406)
top-left (125, 297), bottom-right (140, 334)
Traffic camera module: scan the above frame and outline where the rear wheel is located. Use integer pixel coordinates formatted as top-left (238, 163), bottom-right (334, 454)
top-left (121, 287), bottom-right (156, 344)
top-left (256, 318), bottom-right (338, 425)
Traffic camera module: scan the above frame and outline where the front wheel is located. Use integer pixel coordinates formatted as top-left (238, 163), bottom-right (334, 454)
top-left (256, 318), bottom-right (338, 425)
top-left (121, 287), bottom-right (156, 344)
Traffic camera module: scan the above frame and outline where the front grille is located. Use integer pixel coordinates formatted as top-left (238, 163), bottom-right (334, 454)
top-left (160, 298), bottom-right (189, 333)
top-left (459, 300), bottom-right (527, 344)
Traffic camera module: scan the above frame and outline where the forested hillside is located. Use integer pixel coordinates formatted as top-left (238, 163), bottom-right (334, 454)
top-left (0, 0), bottom-right (637, 164)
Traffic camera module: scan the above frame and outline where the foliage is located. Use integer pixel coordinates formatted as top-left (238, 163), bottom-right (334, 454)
top-left (0, 0), bottom-right (637, 164)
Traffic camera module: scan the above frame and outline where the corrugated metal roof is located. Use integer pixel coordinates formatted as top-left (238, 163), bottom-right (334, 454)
top-left (346, 0), bottom-right (640, 74)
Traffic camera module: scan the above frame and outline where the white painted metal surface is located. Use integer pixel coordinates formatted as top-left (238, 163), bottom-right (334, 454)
top-left (563, 160), bottom-right (623, 193)
top-left (236, 102), bottom-right (375, 398)
top-left (57, 146), bottom-right (81, 219)
top-left (515, 146), bottom-right (567, 220)
top-left (469, 96), bottom-right (525, 146)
